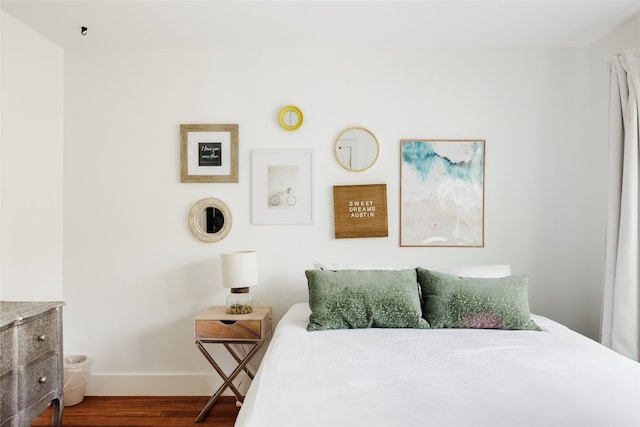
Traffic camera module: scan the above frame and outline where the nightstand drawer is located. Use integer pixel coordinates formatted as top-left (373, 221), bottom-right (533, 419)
top-left (195, 319), bottom-right (263, 340)
top-left (194, 306), bottom-right (272, 341)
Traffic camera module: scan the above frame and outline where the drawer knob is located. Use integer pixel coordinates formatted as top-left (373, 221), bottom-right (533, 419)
top-left (37, 334), bottom-right (46, 342)
top-left (39, 376), bottom-right (47, 384)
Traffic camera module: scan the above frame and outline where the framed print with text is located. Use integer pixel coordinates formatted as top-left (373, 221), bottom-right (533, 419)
top-left (333, 184), bottom-right (388, 238)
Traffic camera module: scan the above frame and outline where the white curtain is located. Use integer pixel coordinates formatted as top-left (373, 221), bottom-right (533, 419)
top-left (602, 47), bottom-right (640, 362)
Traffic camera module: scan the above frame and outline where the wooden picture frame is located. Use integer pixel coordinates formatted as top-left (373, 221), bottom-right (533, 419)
top-left (180, 124), bottom-right (238, 183)
top-left (333, 184), bottom-right (388, 239)
top-left (400, 139), bottom-right (485, 247)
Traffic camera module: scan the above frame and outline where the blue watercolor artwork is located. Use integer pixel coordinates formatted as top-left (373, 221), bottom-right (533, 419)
top-left (401, 140), bottom-right (484, 246)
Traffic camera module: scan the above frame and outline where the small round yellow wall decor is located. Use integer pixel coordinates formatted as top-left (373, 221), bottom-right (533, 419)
top-left (278, 105), bottom-right (303, 131)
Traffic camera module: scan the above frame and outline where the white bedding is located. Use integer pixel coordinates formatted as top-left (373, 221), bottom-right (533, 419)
top-left (236, 303), bottom-right (640, 427)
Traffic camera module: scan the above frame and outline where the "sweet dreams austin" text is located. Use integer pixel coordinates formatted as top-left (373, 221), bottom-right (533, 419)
top-left (349, 200), bottom-right (376, 218)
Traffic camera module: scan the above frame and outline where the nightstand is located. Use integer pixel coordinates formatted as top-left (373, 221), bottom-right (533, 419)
top-left (193, 306), bottom-right (272, 423)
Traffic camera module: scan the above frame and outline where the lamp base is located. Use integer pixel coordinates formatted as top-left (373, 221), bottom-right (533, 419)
top-left (226, 287), bottom-right (253, 314)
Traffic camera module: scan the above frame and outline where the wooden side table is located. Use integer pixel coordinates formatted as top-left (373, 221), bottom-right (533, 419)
top-left (193, 306), bottom-right (272, 423)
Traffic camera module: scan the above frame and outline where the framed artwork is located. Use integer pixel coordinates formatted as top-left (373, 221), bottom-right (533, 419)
top-left (400, 140), bottom-right (485, 247)
top-left (180, 124), bottom-right (238, 183)
top-left (333, 184), bottom-right (388, 239)
top-left (251, 149), bottom-right (313, 224)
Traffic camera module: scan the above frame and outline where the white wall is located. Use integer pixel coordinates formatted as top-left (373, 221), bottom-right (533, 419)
top-left (0, 11), bottom-right (64, 301)
top-left (3, 9), bottom-right (638, 395)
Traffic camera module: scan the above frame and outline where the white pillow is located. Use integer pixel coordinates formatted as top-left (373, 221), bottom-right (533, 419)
top-left (438, 264), bottom-right (511, 278)
top-left (313, 261), bottom-right (510, 278)
top-left (312, 261), bottom-right (405, 270)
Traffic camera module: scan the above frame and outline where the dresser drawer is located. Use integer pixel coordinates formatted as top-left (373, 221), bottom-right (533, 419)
top-left (0, 327), bottom-right (17, 375)
top-left (17, 312), bottom-right (59, 365)
top-left (0, 371), bottom-right (18, 424)
top-left (18, 353), bottom-right (59, 410)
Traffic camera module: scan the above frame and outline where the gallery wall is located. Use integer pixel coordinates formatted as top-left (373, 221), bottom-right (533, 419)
top-left (63, 47), bottom-right (594, 395)
top-left (2, 9), bottom-right (638, 395)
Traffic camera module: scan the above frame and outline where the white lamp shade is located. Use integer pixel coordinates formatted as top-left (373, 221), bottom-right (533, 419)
top-left (221, 251), bottom-right (258, 289)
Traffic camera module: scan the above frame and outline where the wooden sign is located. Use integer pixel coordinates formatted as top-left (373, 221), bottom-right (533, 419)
top-left (333, 184), bottom-right (388, 239)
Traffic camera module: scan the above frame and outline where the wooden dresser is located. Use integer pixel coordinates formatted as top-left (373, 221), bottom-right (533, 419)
top-left (0, 301), bottom-right (64, 427)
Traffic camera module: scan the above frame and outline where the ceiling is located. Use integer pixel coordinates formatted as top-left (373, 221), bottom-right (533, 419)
top-left (1, 0), bottom-right (639, 50)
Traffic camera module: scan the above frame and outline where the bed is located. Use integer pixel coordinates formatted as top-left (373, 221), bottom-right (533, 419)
top-left (235, 268), bottom-right (640, 427)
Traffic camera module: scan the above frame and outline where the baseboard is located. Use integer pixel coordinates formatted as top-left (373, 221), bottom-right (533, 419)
top-left (84, 373), bottom-right (251, 396)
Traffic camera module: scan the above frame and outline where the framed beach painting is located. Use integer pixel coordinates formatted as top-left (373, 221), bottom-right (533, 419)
top-left (400, 140), bottom-right (485, 247)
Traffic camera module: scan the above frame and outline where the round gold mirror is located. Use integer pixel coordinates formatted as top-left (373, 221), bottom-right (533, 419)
top-left (334, 127), bottom-right (380, 172)
top-left (188, 198), bottom-right (232, 243)
top-left (278, 106), bottom-right (303, 131)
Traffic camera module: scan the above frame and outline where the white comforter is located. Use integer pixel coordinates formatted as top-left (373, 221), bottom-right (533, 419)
top-left (236, 303), bottom-right (640, 427)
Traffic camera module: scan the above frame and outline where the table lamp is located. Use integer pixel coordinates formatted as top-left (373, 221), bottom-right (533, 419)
top-left (221, 251), bottom-right (258, 314)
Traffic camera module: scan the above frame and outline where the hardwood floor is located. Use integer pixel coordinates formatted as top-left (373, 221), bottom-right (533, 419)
top-left (32, 396), bottom-right (240, 427)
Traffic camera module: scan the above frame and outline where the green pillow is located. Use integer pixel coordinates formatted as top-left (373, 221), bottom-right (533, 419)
top-left (416, 268), bottom-right (540, 330)
top-left (306, 269), bottom-right (429, 331)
